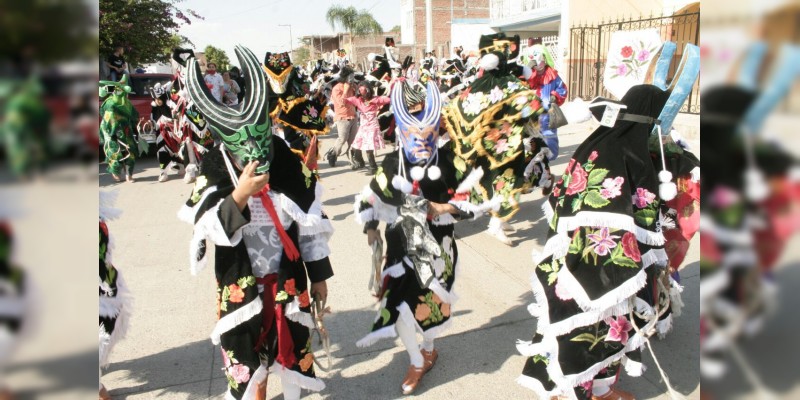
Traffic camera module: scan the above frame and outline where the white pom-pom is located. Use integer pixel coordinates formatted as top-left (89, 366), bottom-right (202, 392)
top-left (690, 167), bottom-right (700, 182)
top-left (479, 53), bottom-right (500, 71)
top-left (392, 175), bottom-right (405, 190)
top-left (659, 182), bottom-right (677, 201)
top-left (745, 168), bottom-right (769, 201)
top-left (427, 165), bottom-right (441, 180)
top-left (410, 166), bottom-right (425, 182)
top-left (400, 179), bottom-right (413, 194)
top-left (658, 170), bottom-right (673, 183)
top-left (789, 166), bottom-right (800, 183)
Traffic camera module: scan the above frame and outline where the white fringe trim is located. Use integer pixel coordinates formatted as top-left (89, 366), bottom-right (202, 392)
top-left (354, 187), bottom-right (399, 225)
top-left (622, 355), bottom-right (646, 376)
top-left (699, 215), bottom-right (752, 246)
top-left (431, 213), bottom-right (457, 226)
top-left (280, 183), bottom-right (326, 229)
top-left (656, 314), bottom-right (673, 339)
top-left (449, 196), bottom-right (502, 220)
top-left (516, 339), bottom-right (547, 357)
top-left (456, 167), bottom-right (484, 193)
top-left (269, 362), bottom-right (326, 392)
top-left (542, 202), bottom-right (665, 246)
top-left (700, 271), bottom-right (730, 304)
top-left (284, 298), bottom-right (315, 330)
top-left (555, 249), bottom-right (667, 313)
top-left (381, 262), bottom-right (406, 279)
top-left (177, 185), bottom-right (219, 225)
top-left (356, 325), bottom-right (398, 348)
top-left (210, 298), bottom-right (263, 345)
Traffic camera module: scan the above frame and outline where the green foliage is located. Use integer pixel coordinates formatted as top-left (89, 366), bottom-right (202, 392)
top-left (0, 0), bottom-right (96, 64)
top-left (204, 45), bottom-right (230, 71)
top-left (390, 25), bottom-right (401, 32)
top-left (100, 0), bottom-right (203, 66)
top-left (326, 4), bottom-right (383, 37)
top-left (294, 47), bottom-right (311, 66)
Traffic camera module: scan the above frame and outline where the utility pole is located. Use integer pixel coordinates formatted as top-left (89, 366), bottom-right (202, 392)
top-left (279, 24), bottom-right (293, 61)
top-left (425, 0), bottom-right (433, 53)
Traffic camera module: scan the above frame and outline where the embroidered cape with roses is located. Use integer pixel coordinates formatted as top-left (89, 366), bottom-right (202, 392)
top-left (178, 140), bottom-right (334, 399)
top-left (263, 52), bottom-right (329, 135)
top-left (442, 67), bottom-right (546, 220)
top-left (517, 85), bottom-right (687, 400)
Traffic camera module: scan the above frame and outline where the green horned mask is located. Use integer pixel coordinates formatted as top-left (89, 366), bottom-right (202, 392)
top-left (186, 45), bottom-right (273, 174)
top-left (99, 74), bottom-right (132, 100)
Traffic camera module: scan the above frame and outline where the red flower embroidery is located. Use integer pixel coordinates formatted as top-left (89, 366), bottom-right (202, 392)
top-left (621, 46), bottom-right (634, 58)
top-left (284, 278), bottom-right (297, 296)
top-left (228, 284), bottom-right (245, 303)
top-left (565, 163), bottom-right (588, 195)
top-left (495, 180), bottom-right (506, 190)
top-left (298, 291), bottom-right (311, 308)
top-left (620, 232), bottom-right (641, 262)
top-left (552, 185), bottom-right (561, 197)
top-left (588, 151), bottom-right (598, 162)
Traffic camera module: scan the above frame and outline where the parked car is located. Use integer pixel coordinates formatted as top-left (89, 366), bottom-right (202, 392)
top-left (126, 73), bottom-right (175, 146)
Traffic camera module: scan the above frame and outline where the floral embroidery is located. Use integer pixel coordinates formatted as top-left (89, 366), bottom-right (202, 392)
top-left (620, 232), bottom-right (641, 262)
top-left (298, 291), bottom-right (311, 308)
top-left (190, 176), bottom-right (208, 204)
top-left (229, 364), bottom-right (251, 384)
top-left (538, 258), bottom-right (560, 285)
top-left (554, 280), bottom-right (572, 300)
top-left (632, 187), bottom-right (656, 208)
top-left (586, 227), bottom-right (619, 257)
top-left (299, 353), bottom-right (314, 372)
top-left (554, 151), bottom-right (625, 212)
top-left (610, 41), bottom-right (658, 80)
top-left (221, 348), bottom-right (250, 390)
top-left (275, 290), bottom-right (289, 302)
top-left (228, 284), bottom-right (245, 303)
top-left (604, 315), bottom-right (633, 345)
top-left (600, 177), bottom-right (624, 199)
top-left (300, 105), bottom-right (325, 125)
top-left (415, 302), bottom-right (431, 321)
top-left (415, 292), bottom-right (447, 326)
top-left (620, 46), bottom-right (633, 58)
top-left (489, 86), bottom-right (504, 103)
top-left (284, 278), bottom-right (297, 296)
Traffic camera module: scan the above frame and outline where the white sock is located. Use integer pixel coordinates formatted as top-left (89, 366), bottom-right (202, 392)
top-left (422, 338), bottom-right (434, 352)
top-left (282, 379), bottom-right (302, 400)
top-left (396, 318), bottom-right (424, 368)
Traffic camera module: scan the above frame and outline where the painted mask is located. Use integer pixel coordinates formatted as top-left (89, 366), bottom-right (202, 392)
top-left (391, 81), bottom-right (442, 165)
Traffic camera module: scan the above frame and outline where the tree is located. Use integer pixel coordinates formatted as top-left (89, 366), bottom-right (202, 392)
top-left (326, 4), bottom-right (383, 60)
top-left (390, 25), bottom-right (401, 33)
top-left (0, 0), bottom-right (96, 66)
top-left (204, 45), bottom-right (231, 71)
top-left (293, 47), bottom-right (311, 66)
top-left (163, 34), bottom-right (195, 59)
top-left (100, 0), bottom-right (204, 66)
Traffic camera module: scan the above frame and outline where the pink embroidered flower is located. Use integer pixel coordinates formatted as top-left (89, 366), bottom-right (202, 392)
top-left (552, 185), bottom-right (561, 197)
top-left (620, 46), bottom-right (634, 58)
top-left (579, 380), bottom-right (593, 392)
top-left (710, 186), bottom-right (739, 208)
top-left (554, 280), bottom-right (572, 300)
top-left (494, 138), bottom-right (509, 153)
top-left (588, 151), bottom-right (598, 162)
top-left (309, 107), bottom-right (318, 118)
top-left (604, 315), bottom-right (633, 345)
top-left (632, 187), bottom-right (656, 208)
top-left (600, 177), bottom-right (624, 199)
top-left (229, 363), bottom-right (251, 384)
top-left (566, 163), bottom-right (588, 196)
top-left (616, 64), bottom-right (628, 76)
top-left (586, 227), bottom-right (620, 256)
top-left (620, 231), bottom-right (641, 262)
top-left (221, 348), bottom-right (231, 367)
top-left (637, 50), bottom-right (650, 62)
top-left (495, 180), bottom-right (506, 190)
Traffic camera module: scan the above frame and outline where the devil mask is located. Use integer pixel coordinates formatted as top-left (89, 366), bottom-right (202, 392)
top-left (391, 81), bottom-right (443, 165)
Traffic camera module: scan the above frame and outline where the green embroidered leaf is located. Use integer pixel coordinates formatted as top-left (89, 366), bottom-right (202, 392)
top-left (275, 291), bottom-right (289, 302)
top-left (380, 308), bottom-right (391, 325)
top-left (106, 266), bottom-right (116, 285)
top-left (587, 168), bottom-right (609, 186)
top-left (634, 208), bottom-right (657, 226)
top-left (611, 255), bottom-right (638, 268)
top-left (376, 169), bottom-right (388, 190)
top-left (568, 230), bottom-right (583, 254)
top-left (237, 276), bottom-right (256, 289)
top-left (570, 333), bottom-right (597, 343)
top-left (532, 354), bottom-right (550, 365)
top-left (571, 197), bottom-right (583, 212)
top-left (547, 272), bottom-right (558, 285)
top-left (583, 190), bottom-right (610, 209)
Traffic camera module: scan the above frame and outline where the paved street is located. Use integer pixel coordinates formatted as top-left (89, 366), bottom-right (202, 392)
top-left (99, 124), bottom-right (700, 400)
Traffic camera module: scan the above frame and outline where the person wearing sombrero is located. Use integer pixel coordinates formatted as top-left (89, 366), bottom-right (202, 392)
top-left (515, 42), bottom-right (701, 400)
top-left (179, 45), bottom-right (334, 400)
top-left (442, 33), bottom-right (547, 246)
top-left (99, 75), bottom-right (141, 182)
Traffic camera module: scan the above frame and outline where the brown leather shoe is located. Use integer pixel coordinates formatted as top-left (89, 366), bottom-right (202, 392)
top-left (421, 348), bottom-right (438, 373)
top-left (99, 385), bottom-right (110, 400)
top-left (254, 376), bottom-right (268, 400)
top-left (401, 365), bottom-right (426, 395)
top-left (591, 387), bottom-right (635, 400)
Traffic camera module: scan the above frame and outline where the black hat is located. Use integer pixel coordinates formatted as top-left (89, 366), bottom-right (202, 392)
top-left (478, 33), bottom-right (520, 60)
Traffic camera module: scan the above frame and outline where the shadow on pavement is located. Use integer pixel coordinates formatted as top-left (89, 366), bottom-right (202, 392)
top-left (7, 348), bottom-right (97, 399)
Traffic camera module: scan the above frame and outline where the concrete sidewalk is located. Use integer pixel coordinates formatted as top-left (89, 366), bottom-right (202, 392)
top-left (99, 124), bottom-right (700, 399)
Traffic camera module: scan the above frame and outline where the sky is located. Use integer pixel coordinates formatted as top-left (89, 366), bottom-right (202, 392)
top-left (177, 0), bottom-right (402, 67)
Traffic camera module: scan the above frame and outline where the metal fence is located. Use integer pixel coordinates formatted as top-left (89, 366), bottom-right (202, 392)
top-left (568, 12), bottom-right (700, 114)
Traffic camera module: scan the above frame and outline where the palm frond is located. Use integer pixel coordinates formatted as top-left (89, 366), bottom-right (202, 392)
top-left (351, 11), bottom-right (383, 37)
top-left (325, 5), bottom-right (358, 32)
